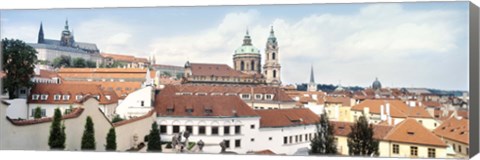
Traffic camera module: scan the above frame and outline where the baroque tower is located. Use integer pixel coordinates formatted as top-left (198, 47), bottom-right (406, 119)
top-left (263, 26), bottom-right (281, 86)
top-left (233, 29), bottom-right (261, 75)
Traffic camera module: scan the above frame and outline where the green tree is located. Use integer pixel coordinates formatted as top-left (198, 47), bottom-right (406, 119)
top-left (81, 116), bottom-right (96, 150)
top-left (72, 57), bottom-right (87, 68)
top-left (147, 122), bottom-right (162, 152)
top-left (34, 107), bottom-right (42, 119)
top-left (2, 38), bottom-right (37, 99)
top-left (347, 115), bottom-right (379, 156)
top-left (86, 60), bottom-right (96, 68)
top-left (310, 111), bottom-right (337, 155)
top-left (52, 55), bottom-right (71, 68)
top-left (48, 108), bottom-right (66, 150)
top-left (105, 127), bottom-right (117, 151)
top-left (111, 114), bottom-right (124, 123)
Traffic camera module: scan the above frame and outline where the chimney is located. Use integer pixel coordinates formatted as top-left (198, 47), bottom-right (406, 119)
top-left (387, 116), bottom-right (392, 125)
top-left (386, 103), bottom-right (391, 117)
top-left (380, 105), bottom-right (385, 121)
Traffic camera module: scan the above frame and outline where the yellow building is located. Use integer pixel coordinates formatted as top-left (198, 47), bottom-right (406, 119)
top-left (433, 116), bottom-right (469, 158)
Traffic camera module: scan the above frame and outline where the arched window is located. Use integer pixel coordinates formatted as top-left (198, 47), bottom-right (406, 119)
top-left (267, 53), bottom-right (269, 60)
top-left (273, 70), bottom-right (277, 78)
top-left (251, 60), bottom-right (255, 71)
top-left (272, 52), bottom-right (276, 60)
top-left (241, 61), bottom-right (244, 71)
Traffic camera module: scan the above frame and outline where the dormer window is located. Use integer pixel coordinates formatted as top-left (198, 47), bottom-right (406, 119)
top-left (196, 92), bottom-right (207, 96)
top-left (94, 95), bottom-right (100, 100)
top-left (226, 93), bottom-right (237, 96)
top-left (76, 95), bottom-right (83, 100)
top-left (32, 94), bottom-right (40, 100)
top-left (54, 94), bottom-right (61, 101)
top-left (167, 107), bottom-right (174, 113)
top-left (41, 94), bottom-right (48, 100)
top-left (254, 94), bottom-right (263, 100)
top-left (265, 94), bottom-right (274, 100)
top-left (106, 95), bottom-right (111, 100)
top-left (211, 92), bottom-right (223, 96)
top-left (205, 108), bottom-right (213, 114)
top-left (240, 94), bottom-right (251, 100)
top-left (62, 95), bottom-right (70, 100)
top-left (407, 131), bottom-right (415, 135)
top-left (186, 108), bottom-right (194, 113)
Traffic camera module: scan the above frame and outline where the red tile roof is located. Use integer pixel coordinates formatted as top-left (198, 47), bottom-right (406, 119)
top-left (384, 118), bottom-right (447, 147)
top-left (252, 149), bottom-right (276, 155)
top-left (325, 96), bottom-right (352, 106)
top-left (169, 85), bottom-right (294, 102)
top-left (189, 63), bottom-right (244, 77)
top-left (37, 69), bottom-right (60, 79)
top-left (63, 81), bottom-right (142, 97)
top-left (433, 116), bottom-right (469, 144)
top-left (351, 99), bottom-right (409, 118)
top-left (6, 108), bottom-right (84, 126)
top-left (155, 93), bottom-right (258, 117)
top-left (255, 108), bottom-right (319, 127)
top-left (113, 109), bottom-right (155, 127)
top-left (421, 101), bottom-right (443, 108)
top-left (331, 121), bottom-right (394, 140)
top-left (28, 83), bottom-right (118, 105)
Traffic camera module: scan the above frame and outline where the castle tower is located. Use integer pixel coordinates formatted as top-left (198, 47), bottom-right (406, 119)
top-left (308, 65), bottom-right (317, 92)
top-left (233, 29), bottom-right (262, 75)
top-left (263, 26), bottom-right (281, 86)
top-left (38, 22), bottom-right (44, 43)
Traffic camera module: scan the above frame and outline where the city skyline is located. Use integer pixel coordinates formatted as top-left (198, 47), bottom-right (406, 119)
top-left (0, 2), bottom-right (469, 90)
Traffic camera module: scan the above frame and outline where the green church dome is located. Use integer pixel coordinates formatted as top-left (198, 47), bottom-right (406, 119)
top-left (235, 45), bottom-right (260, 54)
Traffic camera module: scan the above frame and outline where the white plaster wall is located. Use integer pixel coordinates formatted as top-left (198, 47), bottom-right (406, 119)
top-left (116, 86), bottom-right (153, 119)
top-left (115, 111), bottom-right (156, 151)
top-left (5, 99), bottom-right (28, 119)
top-left (27, 103), bottom-right (72, 119)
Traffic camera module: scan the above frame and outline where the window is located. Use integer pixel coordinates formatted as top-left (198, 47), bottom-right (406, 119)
top-left (289, 136), bottom-right (293, 144)
top-left (251, 138), bottom-right (254, 142)
top-left (428, 148), bottom-right (436, 158)
top-left (31, 108), bottom-right (46, 117)
top-left (434, 123), bottom-right (437, 127)
top-left (160, 125), bottom-right (167, 134)
top-left (453, 144), bottom-right (456, 151)
top-left (284, 137), bottom-right (288, 144)
top-left (305, 134), bottom-right (308, 141)
top-left (54, 94), bottom-right (61, 100)
top-left (106, 95), bottom-right (111, 100)
top-left (225, 140), bottom-right (230, 148)
top-left (173, 126), bottom-right (180, 133)
top-left (269, 137), bottom-right (272, 141)
top-left (204, 108), bottom-right (213, 114)
top-left (167, 108), bottom-right (174, 113)
top-left (116, 87), bottom-right (122, 91)
top-left (272, 52), bottom-right (276, 60)
top-left (185, 108), bottom-right (194, 114)
top-left (235, 139), bottom-right (241, 148)
top-left (40, 94), bottom-right (48, 100)
top-left (273, 70), bottom-right (277, 78)
top-left (265, 94), bottom-right (274, 100)
top-left (94, 95), bottom-right (100, 100)
top-left (251, 60), bottom-right (255, 71)
top-left (62, 95), bottom-right (70, 101)
top-left (186, 126), bottom-right (193, 134)
top-left (224, 126), bottom-right (230, 135)
top-left (459, 145), bottom-right (462, 153)
top-left (295, 135), bottom-right (298, 143)
top-left (199, 126), bottom-right (206, 135)
top-left (393, 144), bottom-right (399, 154)
top-left (212, 126), bottom-right (219, 135)
top-left (240, 61), bottom-right (244, 71)
top-left (410, 146), bottom-right (418, 157)
top-left (20, 89), bottom-right (26, 94)
top-left (299, 135), bottom-right (303, 142)
top-left (32, 94), bottom-right (40, 100)
top-left (240, 94), bottom-right (251, 100)
top-left (76, 95), bottom-right (83, 100)
top-left (254, 94), bottom-right (262, 100)
top-left (250, 124), bottom-right (255, 129)
top-left (235, 126), bottom-right (241, 134)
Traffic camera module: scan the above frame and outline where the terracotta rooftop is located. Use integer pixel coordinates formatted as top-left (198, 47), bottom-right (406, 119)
top-left (168, 85), bottom-right (294, 102)
top-left (101, 53), bottom-right (148, 63)
top-left (251, 149), bottom-right (276, 155)
top-left (36, 69), bottom-right (60, 79)
top-left (7, 108), bottom-right (84, 126)
top-left (155, 93), bottom-right (258, 117)
top-left (28, 83), bottom-right (118, 105)
top-left (255, 108), bottom-right (319, 127)
top-left (456, 110), bottom-right (469, 119)
top-left (406, 106), bottom-right (433, 119)
top-left (384, 118), bottom-right (447, 147)
top-left (63, 81), bottom-right (142, 97)
top-left (325, 96), bottom-right (352, 107)
top-left (351, 99), bottom-right (409, 118)
top-left (189, 63), bottom-right (261, 78)
top-left (433, 116), bottom-right (469, 144)
top-left (113, 109), bottom-right (155, 127)
top-left (59, 68), bottom-right (147, 73)
top-left (330, 121), bottom-right (394, 140)
top-left (421, 101), bottom-right (443, 108)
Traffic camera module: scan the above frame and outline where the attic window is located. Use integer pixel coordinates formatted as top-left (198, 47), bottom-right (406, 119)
top-left (204, 108), bottom-right (213, 114)
top-left (54, 94), bottom-right (61, 101)
top-left (460, 131), bottom-right (465, 135)
top-left (76, 95), bottom-right (83, 100)
top-left (407, 131), bottom-right (415, 135)
top-left (167, 107), bottom-right (174, 113)
top-left (105, 95), bottom-right (111, 100)
top-left (196, 92), bottom-right (207, 96)
top-left (32, 94), bottom-right (40, 100)
top-left (62, 95), bottom-right (70, 101)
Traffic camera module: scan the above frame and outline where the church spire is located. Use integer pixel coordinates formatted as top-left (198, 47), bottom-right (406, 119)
top-left (64, 18), bottom-right (69, 31)
top-left (310, 64), bottom-right (315, 83)
top-left (38, 22), bottom-right (44, 43)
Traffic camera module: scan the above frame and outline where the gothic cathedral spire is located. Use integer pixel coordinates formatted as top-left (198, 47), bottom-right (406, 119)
top-left (308, 64), bottom-right (317, 92)
top-left (38, 22), bottom-right (44, 43)
top-left (263, 26), bottom-right (281, 86)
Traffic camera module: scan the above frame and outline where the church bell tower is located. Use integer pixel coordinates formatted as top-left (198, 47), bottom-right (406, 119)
top-left (263, 26), bottom-right (281, 86)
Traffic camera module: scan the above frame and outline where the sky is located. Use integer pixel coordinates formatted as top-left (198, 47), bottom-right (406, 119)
top-left (0, 2), bottom-right (470, 91)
